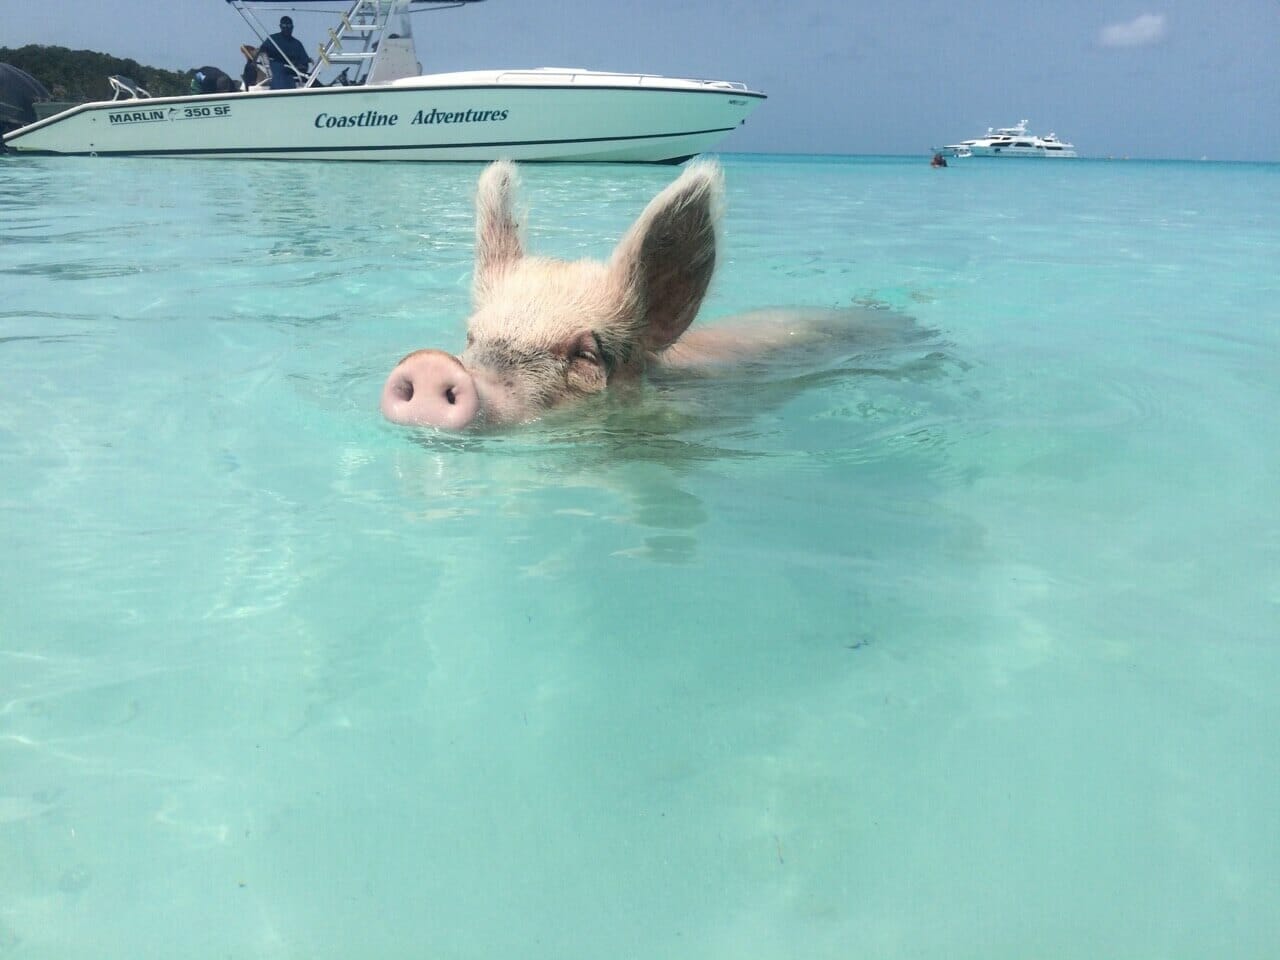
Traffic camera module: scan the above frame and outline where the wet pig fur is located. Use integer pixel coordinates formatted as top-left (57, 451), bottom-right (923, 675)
top-left (380, 160), bottom-right (911, 430)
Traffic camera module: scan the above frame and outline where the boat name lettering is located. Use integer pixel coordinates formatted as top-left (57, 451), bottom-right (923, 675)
top-left (108, 109), bottom-right (167, 125)
top-left (177, 105), bottom-right (232, 119)
top-left (410, 108), bottom-right (509, 125)
top-left (314, 110), bottom-right (400, 129)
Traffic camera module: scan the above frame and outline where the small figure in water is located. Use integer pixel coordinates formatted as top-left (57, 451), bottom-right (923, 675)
top-left (931, 152), bottom-right (948, 168)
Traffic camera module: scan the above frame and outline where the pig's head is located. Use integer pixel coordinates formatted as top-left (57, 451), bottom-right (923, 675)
top-left (380, 160), bottom-right (721, 429)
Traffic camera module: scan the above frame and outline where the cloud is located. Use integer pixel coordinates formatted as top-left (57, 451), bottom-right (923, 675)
top-left (1098, 13), bottom-right (1167, 48)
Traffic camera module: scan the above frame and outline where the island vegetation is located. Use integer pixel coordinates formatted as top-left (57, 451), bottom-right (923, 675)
top-left (0, 45), bottom-right (197, 101)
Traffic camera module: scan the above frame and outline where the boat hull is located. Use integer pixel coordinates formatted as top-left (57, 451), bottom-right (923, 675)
top-left (2, 81), bottom-right (764, 162)
top-left (965, 145), bottom-right (1077, 158)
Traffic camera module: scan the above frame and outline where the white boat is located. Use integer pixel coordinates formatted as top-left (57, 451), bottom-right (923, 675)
top-left (2, 0), bottom-right (765, 163)
top-left (936, 120), bottom-right (1077, 159)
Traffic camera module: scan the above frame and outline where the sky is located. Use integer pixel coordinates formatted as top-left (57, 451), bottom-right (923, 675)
top-left (2, 0), bottom-right (1278, 161)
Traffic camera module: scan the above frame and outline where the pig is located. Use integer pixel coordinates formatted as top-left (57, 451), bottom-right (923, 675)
top-left (380, 160), bottom-right (920, 430)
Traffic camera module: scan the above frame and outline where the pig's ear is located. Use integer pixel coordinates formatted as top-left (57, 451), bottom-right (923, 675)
top-left (610, 160), bottom-right (722, 353)
top-left (473, 160), bottom-right (525, 305)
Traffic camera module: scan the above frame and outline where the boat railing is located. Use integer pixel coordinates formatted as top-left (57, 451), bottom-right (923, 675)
top-left (491, 69), bottom-right (751, 90)
top-left (108, 75), bottom-right (152, 100)
top-left (314, 0), bottom-right (383, 78)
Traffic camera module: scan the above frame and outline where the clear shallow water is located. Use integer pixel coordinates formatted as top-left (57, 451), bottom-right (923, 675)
top-left (1, 152), bottom-right (1278, 957)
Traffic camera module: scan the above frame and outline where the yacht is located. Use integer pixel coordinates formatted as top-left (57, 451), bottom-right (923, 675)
top-left (937, 121), bottom-right (1077, 159)
top-left (2, 0), bottom-right (765, 163)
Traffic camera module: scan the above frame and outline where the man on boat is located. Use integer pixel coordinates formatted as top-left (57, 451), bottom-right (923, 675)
top-left (256, 16), bottom-right (312, 90)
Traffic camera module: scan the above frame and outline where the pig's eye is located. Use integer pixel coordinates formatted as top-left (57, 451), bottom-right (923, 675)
top-left (563, 332), bottom-right (607, 394)
top-left (559, 331), bottom-right (602, 366)
top-left (465, 332), bottom-right (475, 347)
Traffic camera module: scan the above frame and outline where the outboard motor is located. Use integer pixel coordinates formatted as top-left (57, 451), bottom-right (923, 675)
top-left (0, 62), bottom-right (51, 135)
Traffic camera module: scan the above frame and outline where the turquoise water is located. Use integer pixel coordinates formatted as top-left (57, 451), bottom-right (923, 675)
top-left (2, 153), bottom-right (1278, 957)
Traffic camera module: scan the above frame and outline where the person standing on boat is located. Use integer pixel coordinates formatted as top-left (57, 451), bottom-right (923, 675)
top-left (257, 16), bottom-right (312, 90)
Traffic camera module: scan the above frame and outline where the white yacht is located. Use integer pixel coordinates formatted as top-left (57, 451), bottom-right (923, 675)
top-left (2, 0), bottom-right (765, 163)
top-left (937, 121), bottom-right (1077, 159)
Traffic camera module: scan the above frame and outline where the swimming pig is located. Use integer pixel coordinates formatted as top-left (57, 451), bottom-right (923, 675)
top-left (380, 160), bottom-right (906, 430)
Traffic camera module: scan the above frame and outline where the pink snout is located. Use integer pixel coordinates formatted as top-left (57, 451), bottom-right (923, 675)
top-left (380, 349), bottom-right (481, 429)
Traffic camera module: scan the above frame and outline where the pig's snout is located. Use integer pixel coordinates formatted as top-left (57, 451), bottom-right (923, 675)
top-left (380, 350), bottom-right (480, 430)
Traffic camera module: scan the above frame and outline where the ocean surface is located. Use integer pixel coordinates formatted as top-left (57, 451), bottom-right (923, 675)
top-left (1, 152), bottom-right (1278, 958)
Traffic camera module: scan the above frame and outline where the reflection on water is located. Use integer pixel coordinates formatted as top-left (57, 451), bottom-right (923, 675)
top-left (390, 305), bottom-right (952, 562)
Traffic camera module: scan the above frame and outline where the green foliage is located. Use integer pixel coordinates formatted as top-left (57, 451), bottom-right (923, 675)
top-left (0, 45), bottom-right (197, 101)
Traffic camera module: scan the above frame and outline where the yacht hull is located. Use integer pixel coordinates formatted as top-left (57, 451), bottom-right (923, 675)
top-left (2, 80), bottom-right (764, 162)
top-left (965, 145), bottom-right (1077, 158)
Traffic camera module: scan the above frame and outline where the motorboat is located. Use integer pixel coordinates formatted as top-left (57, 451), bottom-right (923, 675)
top-left (936, 121), bottom-right (1077, 159)
top-left (2, 0), bottom-right (766, 163)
